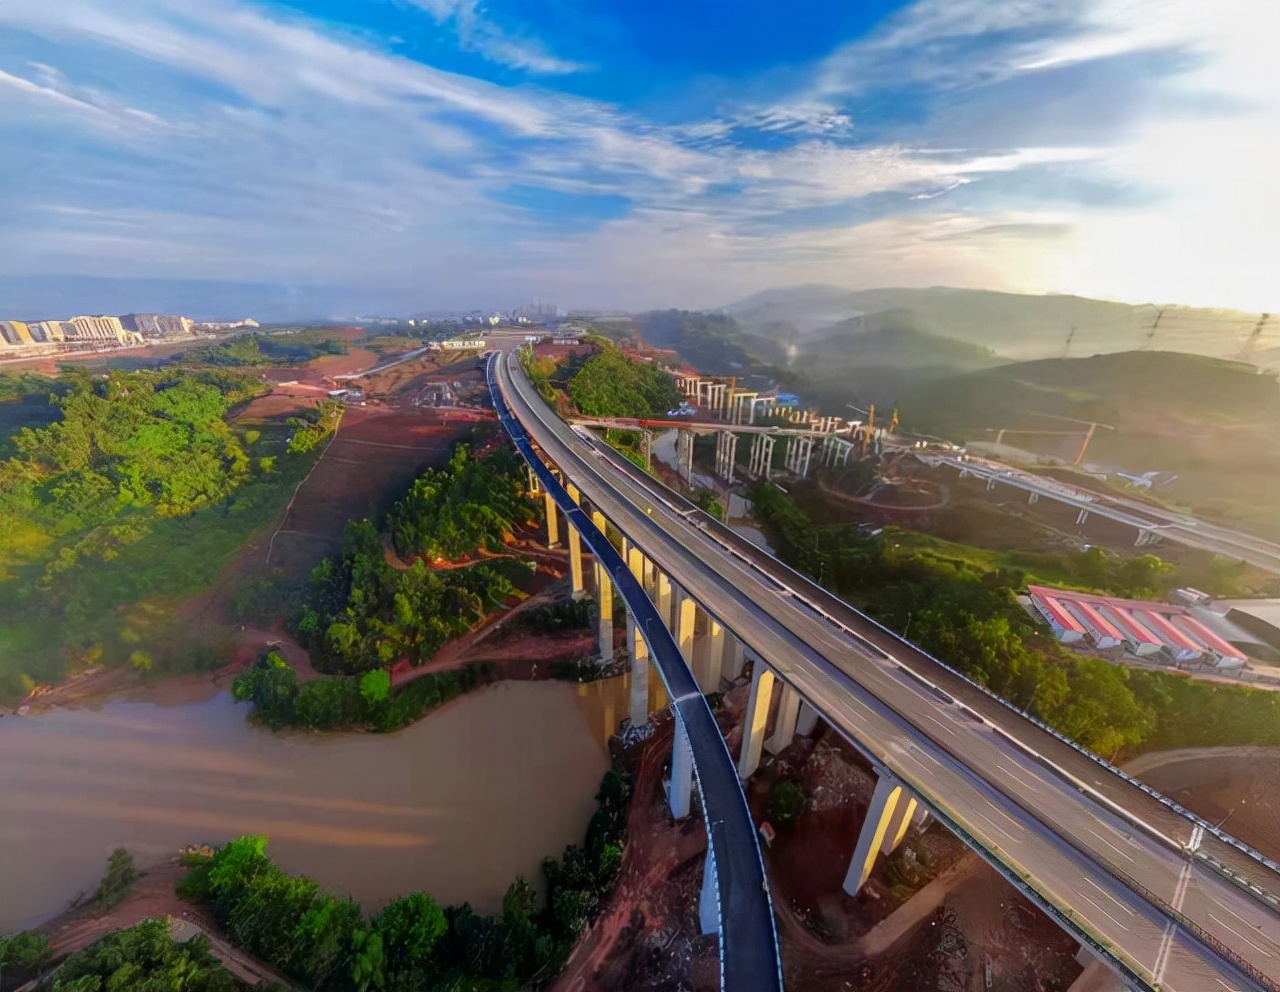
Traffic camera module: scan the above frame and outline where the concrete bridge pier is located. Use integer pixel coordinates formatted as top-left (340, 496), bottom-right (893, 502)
top-left (692, 615), bottom-right (723, 693)
top-left (795, 700), bottom-right (821, 737)
top-left (543, 490), bottom-right (559, 546)
top-left (738, 658), bottom-right (775, 780)
top-left (674, 589), bottom-right (697, 667)
top-left (678, 429), bottom-right (695, 486)
top-left (626, 546), bottom-right (650, 727)
top-left (590, 511), bottom-right (614, 662)
top-left (843, 773), bottom-right (918, 895)
top-left (720, 635), bottom-right (745, 685)
top-left (765, 681), bottom-right (801, 755)
top-left (715, 430), bottom-right (738, 483)
top-left (1077, 508), bottom-right (1090, 525)
top-left (669, 718), bottom-right (694, 818)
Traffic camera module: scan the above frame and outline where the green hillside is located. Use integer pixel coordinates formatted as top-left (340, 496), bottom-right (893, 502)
top-left (788, 321), bottom-right (1006, 409)
top-left (900, 351), bottom-right (1280, 537)
top-left (726, 286), bottom-right (1275, 365)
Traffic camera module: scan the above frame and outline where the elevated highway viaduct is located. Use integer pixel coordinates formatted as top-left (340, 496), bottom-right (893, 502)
top-left (488, 345), bottom-right (1280, 992)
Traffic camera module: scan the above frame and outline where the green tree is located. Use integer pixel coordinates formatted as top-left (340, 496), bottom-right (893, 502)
top-left (359, 668), bottom-right (391, 706)
top-left (768, 780), bottom-right (806, 824)
top-left (373, 892), bottom-right (448, 991)
top-left (93, 847), bottom-right (140, 910)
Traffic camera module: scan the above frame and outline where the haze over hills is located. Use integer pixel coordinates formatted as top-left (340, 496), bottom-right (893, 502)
top-left (724, 286), bottom-right (1277, 367)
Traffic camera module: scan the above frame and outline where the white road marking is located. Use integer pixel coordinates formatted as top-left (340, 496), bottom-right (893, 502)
top-left (922, 714), bottom-right (953, 735)
top-left (1085, 877), bottom-right (1134, 915)
top-left (1209, 912), bottom-right (1275, 958)
top-left (1172, 859), bottom-right (1193, 913)
top-left (1080, 893), bottom-right (1129, 931)
top-left (1152, 922), bottom-right (1175, 987)
top-left (1087, 828), bottom-right (1136, 863)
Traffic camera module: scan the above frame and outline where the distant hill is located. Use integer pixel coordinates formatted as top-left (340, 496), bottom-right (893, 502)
top-left (786, 321), bottom-right (1006, 410)
top-left (899, 351), bottom-right (1280, 538)
top-left (724, 286), bottom-right (1276, 366)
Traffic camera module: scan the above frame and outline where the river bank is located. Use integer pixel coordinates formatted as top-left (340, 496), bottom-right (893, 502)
top-left (0, 673), bottom-right (632, 934)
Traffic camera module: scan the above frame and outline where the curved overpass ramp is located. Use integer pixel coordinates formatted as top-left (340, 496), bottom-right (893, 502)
top-left (485, 355), bottom-right (784, 992)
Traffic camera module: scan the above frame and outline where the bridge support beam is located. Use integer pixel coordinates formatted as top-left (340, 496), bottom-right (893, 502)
top-left (699, 846), bottom-right (719, 935)
top-left (567, 527), bottom-right (584, 598)
top-left (678, 429), bottom-right (695, 486)
top-left (765, 682), bottom-right (801, 755)
top-left (590, 511), bottom-right (613, 662)
top-left (738, 658), bottom-right (774, 780)
top-left (670, 719), bottom-right (694, 819)
top-left (1077, 508), bottom-right (1089, 525)
top-left (693, 616), bottom-right (723, 694)
top-left (795, 700), bottom-right (820, 737)
top-left (543, 490), bottom-right (559, 547)
top-left (843, 773), bottom-right (916, 895)
top-left (715, 430), bottom-right (738, 483)
top-left (655, 571), bottom-right (673, 628)
top-left (675, 591), bottom-right (697, 667)
top-left (720, 636), bottom-right (745, 685)
top-left (626, 547), bottom-right (650, 727)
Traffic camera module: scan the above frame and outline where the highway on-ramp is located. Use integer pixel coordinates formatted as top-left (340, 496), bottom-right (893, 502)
top-left (485, 354), bottom-right (784, 992)
top-left (494, 345), bottom-right (1280, 992)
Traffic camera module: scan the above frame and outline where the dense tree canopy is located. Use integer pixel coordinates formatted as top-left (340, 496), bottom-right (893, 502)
top-left (390, 444), bottom-right (531, 561)
top-left (182, 765), bottom-right (630, 990)
top-left (0, 369), bottom-right (263, 582)
top-left (53, 918), bottom-right (242, 992)
top-left (747, 483), bottom-right (1246, 759)
top-left (566, 349), bottom-right (682, 419)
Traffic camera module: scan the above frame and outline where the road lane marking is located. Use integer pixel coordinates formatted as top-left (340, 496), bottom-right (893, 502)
top-left (1209, 912), bottom-right (1275, 958)
top-left (1172, 859), bottom-right (1193, 913)
top-left (1080, 893), bottom-right (1129, 931)
top-left (1087, 827), bottom-right (1136, 863)
top-left (1084, 877), bottom-right (1134, 915)
top-left (1152, 922), bottom-right (1175, 987)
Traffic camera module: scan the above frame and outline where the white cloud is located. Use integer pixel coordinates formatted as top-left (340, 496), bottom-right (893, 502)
top-left (403, 0), bottom-right (586, 74)
top-left (0, 0), bottom-right (1276, 314)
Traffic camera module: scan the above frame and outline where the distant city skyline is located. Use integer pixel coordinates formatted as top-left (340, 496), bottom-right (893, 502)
top-left (2, 0), bottom-right (1278, 317)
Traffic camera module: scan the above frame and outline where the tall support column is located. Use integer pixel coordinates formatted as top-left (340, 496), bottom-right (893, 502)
top-left (678, 429), bottom-right (694, 486)
top-left (567, 527), bottom-right (584, 598)
top-left (765, 682), bottom-right (801, 755)
top-left (795, 700), bottom-right (820, 737)
top-left (725, 433), bottom-right (737, 483)
top-left (843, 773), bottom-right (912, 894)
top-left (655, 571), bottom-right (673, 629)
top-left (591, 511), bottom-right (613, 662)
top-left (670, 719), bottom-right (693, 819)
top-left (699, 846), bottom-right (719, 935)
top-left (693, 616), bottom-right (722, 694)
top-left (526, 465), bottom-right (540, 494)
top-left (626, 547), bottom-right (649, 727)
top-left (761, 436), bottom-right (775, 481)
top-left (720, 635), bottom-right (745, 684)
top-left (675, 592), bottom-right (697, 666)
top-left (738, 658), bottom-right (774, 780)
top-left (543, 490), bottom-right (559, 547)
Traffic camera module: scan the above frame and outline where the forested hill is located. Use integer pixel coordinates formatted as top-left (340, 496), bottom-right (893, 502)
top-left (724, 285), bottom-right (1276, 366)
top-left (785, 320), bottom-right (1005, 409)
top-left (899, 350), bottom-right (1280, 538)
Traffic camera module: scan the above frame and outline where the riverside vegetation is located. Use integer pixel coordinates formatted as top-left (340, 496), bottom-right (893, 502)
top-left (233, 444), bottom-right (540, 731)
top-left (175, 765), bottom-right (632, 991)
top-left (750, 483), bottom-right (1280, 757)
top-left (0, 367), bottom-right (343, 699)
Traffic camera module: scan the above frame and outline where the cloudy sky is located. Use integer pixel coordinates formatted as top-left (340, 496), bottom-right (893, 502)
top-left (2, 0), bottom-right (1277, 318)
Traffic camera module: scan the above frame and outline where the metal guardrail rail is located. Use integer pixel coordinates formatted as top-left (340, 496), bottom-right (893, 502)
top-left (486, 355), bottom-right (785, 992)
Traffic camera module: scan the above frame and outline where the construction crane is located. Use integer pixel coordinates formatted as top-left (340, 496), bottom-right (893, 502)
top-left (1027, 412), bottom-right (1115, 465)
top-left (1143, 307), bottom-right (1166, 348)
top-left (1238, 313), bottom-right (1271, 360)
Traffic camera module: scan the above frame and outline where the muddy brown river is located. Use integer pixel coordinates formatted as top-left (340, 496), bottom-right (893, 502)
top-left (0, 677), bottom-right (631, 932)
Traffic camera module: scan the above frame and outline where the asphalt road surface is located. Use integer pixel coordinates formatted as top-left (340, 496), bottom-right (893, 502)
top-left (493, 343), bottom-right (1280, 992)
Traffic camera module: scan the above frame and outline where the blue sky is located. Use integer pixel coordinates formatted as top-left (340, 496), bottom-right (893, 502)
top-left (1, 0), bottom-right (1277, 318)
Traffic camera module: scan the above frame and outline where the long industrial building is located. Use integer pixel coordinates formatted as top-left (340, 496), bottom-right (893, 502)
top-left (1028, 584), bottom-right (1247, 669)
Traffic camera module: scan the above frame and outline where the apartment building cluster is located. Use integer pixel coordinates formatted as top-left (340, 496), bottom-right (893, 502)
top-left (0, 312), bottom-right (198, 352)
